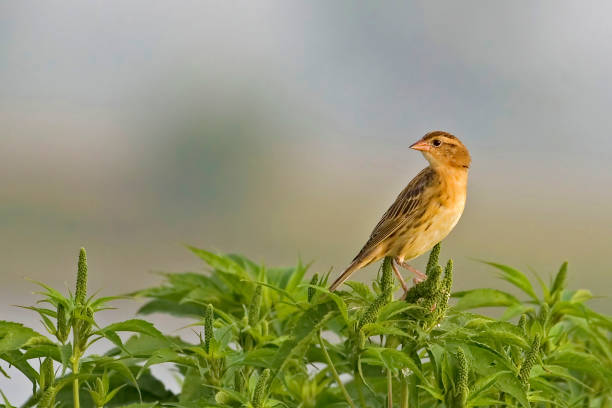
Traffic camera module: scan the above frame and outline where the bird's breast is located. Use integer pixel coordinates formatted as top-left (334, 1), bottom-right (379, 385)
top-left (394, 170), bottom-right (467, 261)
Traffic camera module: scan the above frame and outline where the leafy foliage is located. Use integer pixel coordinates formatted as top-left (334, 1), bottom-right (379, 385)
top-left (1, 245), bottom-right (611, 407)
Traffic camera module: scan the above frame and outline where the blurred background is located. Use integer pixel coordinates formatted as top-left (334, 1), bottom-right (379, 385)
top-left (2, 1), bottom-right (612, 401)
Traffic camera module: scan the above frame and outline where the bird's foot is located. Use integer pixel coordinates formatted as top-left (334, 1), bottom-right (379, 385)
top-left (397, 260), bottom-right (427, 283)
top-left (391, 262), bottom-right (410, 294)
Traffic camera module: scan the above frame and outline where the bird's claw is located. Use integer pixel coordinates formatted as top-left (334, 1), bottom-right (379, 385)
top-left (397, 260), bottom-right (427, 282)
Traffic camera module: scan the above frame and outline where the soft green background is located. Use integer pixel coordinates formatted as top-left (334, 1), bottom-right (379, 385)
top-left (2, 1), bottom-right (612, 402)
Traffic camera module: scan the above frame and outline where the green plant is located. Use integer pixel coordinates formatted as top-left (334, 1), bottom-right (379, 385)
top-left (1, 248), bottom-right (177, 408)
top-left (1, 245), bottom-right (611, 407)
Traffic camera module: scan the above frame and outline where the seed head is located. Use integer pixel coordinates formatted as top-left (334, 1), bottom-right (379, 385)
top-left (39, 357), bottom-right (54, 392)
top-left (357, 290), bottom-right (388, 331)
top-left (380, 257), bottom-right (394, 293)
top-left (75, 248), bottom-right (88, 305)
top-left (37, 386), bottom-right (56, 408)
top-left (455, 348), bottom-right (469, 406)
top-left (204, 304), bottom-right (214, 353)
top-left (215, 391), bottom-right (232, 405)
top-left (426, 243), bottom-right (441, 276)
top-left (248, 285), bottom-right (263, 326)
top-left (252, 368), bottom-right (271, 408)
top-left (56, 303), bottom-right (69, 343)
top-left (517, 314), bottom-right (527, 337)
top-left (519, 335), bottom-right (541, 387)
top-left (539, 303), bottom-right (549, 327)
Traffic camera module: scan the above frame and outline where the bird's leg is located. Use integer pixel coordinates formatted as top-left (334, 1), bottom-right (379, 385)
top-left (391, 261), bottom-right (410, 293)
top-left (397, 261), bottom-right (427, 284)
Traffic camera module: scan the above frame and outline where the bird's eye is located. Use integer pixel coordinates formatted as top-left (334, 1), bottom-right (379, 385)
top-left (432, 139), bottom-right (442, 147)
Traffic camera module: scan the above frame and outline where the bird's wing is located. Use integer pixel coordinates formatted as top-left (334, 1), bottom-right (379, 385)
top-left (353, 167), bottom-right (435, 262)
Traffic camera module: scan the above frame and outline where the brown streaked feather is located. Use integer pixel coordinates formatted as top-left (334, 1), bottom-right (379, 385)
top-left (354, 167), bottom-right (435, 260)
top-left (329, 167), bottom-right (437, 291)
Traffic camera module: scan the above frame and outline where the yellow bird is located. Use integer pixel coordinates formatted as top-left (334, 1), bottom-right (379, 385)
top-left (329, 131), bottom-right (471, 293)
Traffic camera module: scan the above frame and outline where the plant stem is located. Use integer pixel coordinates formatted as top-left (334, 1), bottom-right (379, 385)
top-left (71, 325), bottom-right (80, 408)
top-left (400, 375), bottom-right (409, 408)
top-left (355, 373), bottom-right (367, 408)
top-left (318, 332), bottom-right (356, 408)
top-left (387, 369), bottom-right (393, 408)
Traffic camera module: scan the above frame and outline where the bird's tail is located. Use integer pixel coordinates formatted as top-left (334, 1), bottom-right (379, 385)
top-left (329, 257), bottom-right (370, 292)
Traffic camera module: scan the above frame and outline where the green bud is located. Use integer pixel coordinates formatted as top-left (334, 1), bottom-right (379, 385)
top-left (74, 306), bottom-right (94, 350)
top-left (38, 386), bottom-right (56, 408)
top-left (307, 273), bottom-right (319, 302)
top-left (262, 320), bottom-right (269, 337)
top-left (252, 368), bottom-right (271, 408)
top-left (215, 390), bottom-right (233, 405)
top-left (248, 285), bottom-right (262, 326)
top-left (89, 377), bottom-right (107, 407)
top-left (455, 348), bottom-right (469, 407)
top-left (443, 259), bottom-right (453, 289)
top-left (404, 280), bottom-right (427, 304)
top-left (75, 248), bottom-right (88, 305)
top-left (551, 262), bottom-right (568, 294)
top-left (539, 303), bottom-right (549, 327)
top-left (420, 265), bottom-right (442, 312)
top-left (426, 243), bottom-right (441, 275)
top-left (358, 330), bottom-right (366, 349)
top-left (357, 290), bottom-right (388, 330)
top-left (204, 304), bottom-right (214, 353)
top-left (438, 260), bottom-right (454, 310)
top-left (380, 257), bottom-right (394, 293)
top-left (234, 371), bottom-right (244, 393)
top-left (519, 336), bottom-right (541, 387)
top-left (511, 345), bottom-right (522, 369)
top-left (517, 314), bottom-right (527, 337)
top-left (56, 303), bottom-right (69, 343)
top-left (428, 260), bottom-right (454, 327)
top-left (39, 357), bottom-right (54, 392)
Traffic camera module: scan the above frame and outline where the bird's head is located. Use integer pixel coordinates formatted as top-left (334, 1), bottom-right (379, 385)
top-left (410, 131), bottom-right (471, 170)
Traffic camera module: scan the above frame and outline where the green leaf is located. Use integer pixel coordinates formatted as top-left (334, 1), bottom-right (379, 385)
top-left (468, 371), bottom-right (511, 401)
top-left (452, 289), bottom-right (521, 311)
top-left (0, 350), bottom-right (38, 391)
top-left (0, 389), bottom-right (15, 408)
top-left (285, 260), bottom-right (309, 293)
top-left (360, 347), bottom-right (425, 381)
top-left (465, 320), bottom-right (529, 349)
top-left (531, 365), bottom-right (593, 390)
top-left (569, 289), bottom-right (592, 304)
top-left (186, 246), bottom-right (244, 275)
top-left (417, 384), bottom-right (444, 401)
top-left (26, 279), bottom-right (68, 306)
top-left (0, 321), bottom-right (48, 353)
top-left (309, 287), bottom-right (348, 324)
top-left (359, 323), bottom-right (410, 338)
top-left (378, 302), bottom-right (421, 321)
top-left (114, 403), bottom-right (159, 408)
top-left (228, 348), bottom-right (277, 369)
top-left (456, 341), bottom-right (529, 408)
top-left (548, 349), bottom-right (611, 385)
top-left (137, 299), bottom-right (204, 318)
top-left (551, 262), bottom-right (568, 294)
top-left (272, 305), bottom-right (335, 371)
top-left (123, 334), bottom-right (177, 357)
top-left (344, 281), bottom-right (374, 300)
top-left (500, 303), bottom-right (534, 321)
top-left (139, 349), bottom-right (196, 376)
top-left (483, 262), bottom-right (539, 301)
top-left (98, 319), bottom-right (167, 342)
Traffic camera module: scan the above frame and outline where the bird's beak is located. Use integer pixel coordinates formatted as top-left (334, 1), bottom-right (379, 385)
top-left (410, 139), bottom-right (430, 152)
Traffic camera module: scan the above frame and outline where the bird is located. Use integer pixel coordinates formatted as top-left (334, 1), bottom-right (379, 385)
top-left (329, 131), bottom-right (471, 293)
